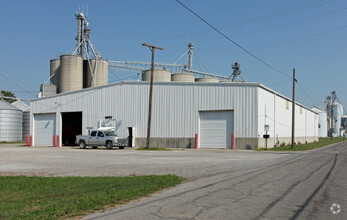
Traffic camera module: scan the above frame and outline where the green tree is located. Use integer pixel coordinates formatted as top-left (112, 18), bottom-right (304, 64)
top-left (0, 90), bottom-right (16, 103)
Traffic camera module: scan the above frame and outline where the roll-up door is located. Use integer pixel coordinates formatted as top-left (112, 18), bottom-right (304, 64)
top-left (199, 111), bottom-right (234, 149)
top-left (34, 113), bottom-right (56, 146)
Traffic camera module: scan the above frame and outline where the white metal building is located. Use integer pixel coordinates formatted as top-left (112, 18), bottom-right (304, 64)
top-left (30, 81), bottom-right (318, 149)
top-left (311, 107), bottom-right (328, 138)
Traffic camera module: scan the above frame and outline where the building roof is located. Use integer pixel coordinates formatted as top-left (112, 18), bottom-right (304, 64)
top-left (31, 81), bottom-right (316, 114)
top-left (12, 100), bottom-right (30, 111)
top-left (0, 100), bottom-right (21, 111)
top-left (311, 107), bottom-right (325, 114)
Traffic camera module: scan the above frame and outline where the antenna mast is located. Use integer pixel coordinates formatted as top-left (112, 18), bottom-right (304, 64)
top-left (231, 62), bottom-right (246, 82)
top-left (187, 43), bottom-right (194, 72)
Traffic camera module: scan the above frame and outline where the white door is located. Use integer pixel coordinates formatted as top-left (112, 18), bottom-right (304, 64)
top-left (199, 111), bottom-right (234, 149)
top-left (34, 113), bottom-right (56, 146)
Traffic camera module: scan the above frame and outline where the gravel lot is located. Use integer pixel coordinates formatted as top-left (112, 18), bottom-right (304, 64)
top-left (0, 144), bottom-right (288, 178)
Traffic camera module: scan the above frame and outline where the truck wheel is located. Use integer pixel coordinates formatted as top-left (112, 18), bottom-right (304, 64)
top-left (106, 141), bottom-right (113, 150)
top-left (119, 146), bottom-right (125, 149)
top-left (79, 141), bottom-right (86, 149)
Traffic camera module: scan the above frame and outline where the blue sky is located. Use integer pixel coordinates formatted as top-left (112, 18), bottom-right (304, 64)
top-left (0, 0), bottom-right (346, 111)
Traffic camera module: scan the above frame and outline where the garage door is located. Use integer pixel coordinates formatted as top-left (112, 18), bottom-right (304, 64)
top-left (199, 111), bottom-right (234, 149)
top-left (34, 113), bottom-right (56, 146)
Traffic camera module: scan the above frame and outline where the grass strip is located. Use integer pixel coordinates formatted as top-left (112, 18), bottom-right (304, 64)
top-left (255, 137), bottom-right (346, 151)
top-left (0, 175), bottom-right (185, 219)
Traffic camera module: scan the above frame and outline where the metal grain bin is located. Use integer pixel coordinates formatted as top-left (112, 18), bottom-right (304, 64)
top-left (142, 69), bottom-right (171, 82)
top-left (0, 100), bottom-right (22, 142)
top-left (171, 73), bottom-right (195, 82)
top-left (195, 77), bottom-right (219, 82)
top-left (12, 100), bottom-right (30, 141)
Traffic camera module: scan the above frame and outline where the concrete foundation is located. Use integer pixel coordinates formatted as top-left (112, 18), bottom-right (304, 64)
top-left (136, 137), bottom-right (195, 149)
top-left (135, 136), bottom-right (319, 150)
top-left (235, 138), bottom-right (259, 150)
top-left (236, 136), bottom-right (319, 150)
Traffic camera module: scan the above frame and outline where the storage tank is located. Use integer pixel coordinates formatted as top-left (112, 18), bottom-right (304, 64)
top-left (342, 115), bottom-right (347, 129)
top-left (318, 111), bottom-right (328, 137)
top-left (50, 59), bottom-right (60, 93)
top-left (85, 59), bottom-right (108, 88)
top-left (171, 73), bottom-right (195, 82)
top-left (0, 100), bottom-right (22, 142)
top-left (60, 55), bottom-right (83, 93)
top-left (12, 100), bottom-right (30, 141)
top-left (142, 69), bottom-right (171, 82)
top-left (195, 77), bottom-right (219, 82)
top-left (332, 102), bottom-right (343, 137)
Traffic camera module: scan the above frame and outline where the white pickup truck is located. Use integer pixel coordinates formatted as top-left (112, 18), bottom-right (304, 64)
top-left (75, 129), bottom-right (128, 149)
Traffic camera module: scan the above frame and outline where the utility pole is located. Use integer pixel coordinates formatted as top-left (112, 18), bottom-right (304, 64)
top-left (291, 68), bottom-right (296, 149)
top-left (330, 103), bottom-right (333, 141)
top-left (142, 43), bottom-right (164, 150)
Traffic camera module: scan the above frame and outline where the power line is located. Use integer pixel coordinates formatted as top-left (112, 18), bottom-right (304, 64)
top-left (203, 24), bottom-right (347, 62)
top-left (175, 0), bottom-right (330, 111)
top-left (192, 7), bottom-right (347, 46)
top-left (218, 0), bottom-right (339, 29)
top-left (100, 1), bottom-right (341, 57)
top-left (267, 79), bottom-right (292, 87)
top-left (0, 70), bottom-right (37, 97)
top-left (297, 82), bottom-right (317, 107)
top-left (175, 0), bottom-right (292, 79)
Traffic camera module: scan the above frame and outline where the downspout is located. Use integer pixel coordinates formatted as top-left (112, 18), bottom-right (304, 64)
top-left (274, 92), bottom-right (276, 147)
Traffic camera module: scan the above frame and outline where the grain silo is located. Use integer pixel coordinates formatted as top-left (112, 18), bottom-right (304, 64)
top-left (312, 107), bottom-right (328, 138)
top-left (332, 102), bottom-right (343, 137)
top-left (84, 59), bottom-right (109, 88)
top-left (171, 73), bottom-right (195, 82)
top-left (318, 111), bottom-right (328, 137)
top-left (0, 100), bottom-right (22, 142)
top-left (50, 59), bottom-right (61, 92)
top-left (12, 100), bottom-right (30, 141)
top-left (142, 69), bottom-right (171, 82)
top-left (195, 77), bottom-right (219, 82)
top-left (60, 55), bottom-right (83, 93)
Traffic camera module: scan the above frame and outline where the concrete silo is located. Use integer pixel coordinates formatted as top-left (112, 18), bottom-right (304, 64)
top-left (0, 100), bottom-right (22, 142)
top-left (84, 59), bottom-right (109, 88)
top-left (50, 59), bottom-right (61, 92)
top-left (142, 69), bottom-right (171, 82)
top-left (60, 55), bottom-right (83, 93)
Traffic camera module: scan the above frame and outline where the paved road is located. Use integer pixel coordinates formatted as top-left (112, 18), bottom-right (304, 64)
top-left (0, 142), bottom-right (346, 219)
top-left (83, 142), bottom-right (347, 220)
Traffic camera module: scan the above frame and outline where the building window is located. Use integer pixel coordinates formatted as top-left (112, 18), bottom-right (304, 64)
top-left (286, 100), bottom-right (289, 110)
top-left (300, 107), bottom-right (303, 114)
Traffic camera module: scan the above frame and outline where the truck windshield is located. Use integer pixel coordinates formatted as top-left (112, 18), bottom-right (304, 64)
top-left (104, 131), bottom-right (117, 136)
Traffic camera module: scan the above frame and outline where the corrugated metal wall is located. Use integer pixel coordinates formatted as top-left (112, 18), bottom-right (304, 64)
top-left (0, 109), bottom-right (22, 142)
top-left (258, 87), bottom-right (318, 144)
top-left (31, 82), bottom-right (259, 139)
